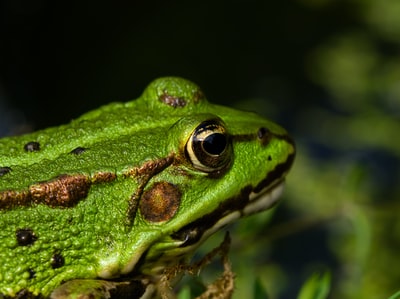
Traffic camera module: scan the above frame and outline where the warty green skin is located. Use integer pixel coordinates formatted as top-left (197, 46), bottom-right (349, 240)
top-left (0, 77), bottom-right (295, 298)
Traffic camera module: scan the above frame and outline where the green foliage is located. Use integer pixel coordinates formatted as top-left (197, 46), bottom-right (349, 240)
top-left (297, 272), bottom-right (331, 299)
top-left (388, 291), bottom-right (400, 299)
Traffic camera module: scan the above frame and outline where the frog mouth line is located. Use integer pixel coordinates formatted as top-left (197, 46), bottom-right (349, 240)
top-left (246, 179), bottom-right (285, 215)
top-left (171, 151), bottom-right (295, 249)
top-left (204, 179), bottom-right (285, 236)
top-left (170, 179), bottom-right (285, 253)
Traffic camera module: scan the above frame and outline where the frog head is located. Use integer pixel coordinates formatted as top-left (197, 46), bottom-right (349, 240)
top-left (124, 77), bottom-right (295, 275)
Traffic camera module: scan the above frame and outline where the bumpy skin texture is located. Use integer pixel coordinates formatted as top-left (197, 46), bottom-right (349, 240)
top-left (0, 77), bottom-right (295, 298)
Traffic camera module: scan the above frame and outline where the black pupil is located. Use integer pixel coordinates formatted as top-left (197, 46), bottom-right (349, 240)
top-left (203, 133), bottom-right (227, 155)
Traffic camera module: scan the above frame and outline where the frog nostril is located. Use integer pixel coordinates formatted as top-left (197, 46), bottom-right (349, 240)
top-left (257, 127), bottom-right (271, 145)
top-left (257, 127), bottom-right (268, 139)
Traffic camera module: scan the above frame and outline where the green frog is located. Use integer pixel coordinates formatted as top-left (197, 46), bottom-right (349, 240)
top-left (0, 77), bottom-right (295, 298)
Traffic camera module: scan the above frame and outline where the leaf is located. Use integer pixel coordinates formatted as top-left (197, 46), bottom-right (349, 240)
top-left (254, 278), bottom-right (269, 299)
top-left (387, 290), bottom-right (400, 299)
top-left (297, 272), bottom-right (331, 299)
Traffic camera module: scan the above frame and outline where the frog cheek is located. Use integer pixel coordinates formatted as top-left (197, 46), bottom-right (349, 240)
top-left (139, 182), bottom-right (181, 223)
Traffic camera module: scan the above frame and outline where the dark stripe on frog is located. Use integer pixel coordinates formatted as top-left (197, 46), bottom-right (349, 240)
top-left (0, 172), bottom-right (117, 210)
top-left (253, 151), bottom-right (295, 192)
top-left (0, 155), bottom-right (175, 215)
top-left (232, 129), bottom-right (295, 147)
top-left (171, 151), bottom-right (295, 246)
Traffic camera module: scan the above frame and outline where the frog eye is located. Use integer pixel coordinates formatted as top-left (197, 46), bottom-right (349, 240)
top-left (186, 119), bottom-right (232, 173)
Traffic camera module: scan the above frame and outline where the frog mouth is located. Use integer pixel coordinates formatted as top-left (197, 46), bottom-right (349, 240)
top-left (171, 178), bottom-right (287, 250)
top-left (245, 180), bottom-right (285, 215)
top-left (204, 179), bottom-right (286, 237)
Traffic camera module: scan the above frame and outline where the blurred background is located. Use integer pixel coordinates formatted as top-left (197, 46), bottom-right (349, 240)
top-left (1, 1), bottom-right (399, 298)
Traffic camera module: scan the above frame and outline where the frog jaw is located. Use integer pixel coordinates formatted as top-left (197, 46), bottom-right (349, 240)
top-left (173, 179), bottom-right (286, 251)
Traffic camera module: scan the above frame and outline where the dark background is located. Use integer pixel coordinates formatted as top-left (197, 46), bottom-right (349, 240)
top-left (1, 1), bottom-right (399, 298)
top-left (1, 1), bottom-right (340, 131)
